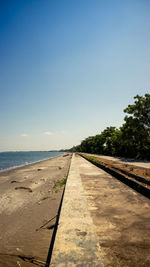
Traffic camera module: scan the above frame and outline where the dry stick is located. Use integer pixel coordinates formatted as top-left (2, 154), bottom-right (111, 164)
top-left (36, 215), bottom-right (57, 231)
top-left (0, 253), bottom-right (45, 266)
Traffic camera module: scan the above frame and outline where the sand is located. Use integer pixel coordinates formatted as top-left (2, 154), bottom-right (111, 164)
top-left (0, 154), bottom-right (72, 267)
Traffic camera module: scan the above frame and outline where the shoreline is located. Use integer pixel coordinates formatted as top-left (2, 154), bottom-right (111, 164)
top-left (0, 152), bottom-right (65, 174)
top-left (0, 153), bottom-right (72, 266)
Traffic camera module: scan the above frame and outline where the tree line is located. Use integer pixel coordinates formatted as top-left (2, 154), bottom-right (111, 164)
top-left (71, 94), bottom-right (150, 160)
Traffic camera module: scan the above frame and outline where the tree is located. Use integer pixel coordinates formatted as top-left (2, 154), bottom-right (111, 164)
top-left (123, 94), bottom-right (150, 158)
top-left (124, 94), bottom-right (150, 135)
top-left (70, 93), bottom-right (150, 159)
top-left (100, 127), bottom-right (119, 155)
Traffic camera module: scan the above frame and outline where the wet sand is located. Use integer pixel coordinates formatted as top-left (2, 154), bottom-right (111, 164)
top-left (0, 154), bottom-right (72, 267)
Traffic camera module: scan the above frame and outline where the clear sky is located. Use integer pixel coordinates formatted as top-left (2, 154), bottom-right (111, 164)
top-left (0, 0), bottom-right (150, 151)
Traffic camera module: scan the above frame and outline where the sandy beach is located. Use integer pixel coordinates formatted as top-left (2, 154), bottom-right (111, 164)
top-left (0, 153), bottom-right (72, 267)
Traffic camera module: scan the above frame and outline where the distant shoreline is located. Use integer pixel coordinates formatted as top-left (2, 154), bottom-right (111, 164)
top-left (0, 151), bottom-right (65, 173)
top-left (0, 150), bottom-right (69, 153)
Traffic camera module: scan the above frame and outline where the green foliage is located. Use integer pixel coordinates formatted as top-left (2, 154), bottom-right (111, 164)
top-left (53, 178), bottom-right (67, 189)
top-left (71, 93), bottom-right (150, 160)
top-left (124, 94), bottom-right (150, 133)
top-left (121, 93), bottom-right (150, 158)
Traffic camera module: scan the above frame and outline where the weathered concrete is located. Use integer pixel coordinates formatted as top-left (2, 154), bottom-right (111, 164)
top-left (51, 154), bottom-right (150, 267)
top-left (51, 153), bottom-right (103, 267)
top-left (77, 155), bottom-right (150, 267)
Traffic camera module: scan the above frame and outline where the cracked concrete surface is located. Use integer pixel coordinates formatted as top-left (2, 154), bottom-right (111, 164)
top-left (51, 153), bottom-right (103, 267)
top-left (51, 153), bottom-right (150, 267)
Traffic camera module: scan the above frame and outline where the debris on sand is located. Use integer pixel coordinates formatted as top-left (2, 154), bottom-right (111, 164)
top-left (0, 253), bottom-right (45, 266)
top-left (63, 154), bottom-right (68, 157)
top-left (37, 196), bottom-right (50, 205)
top-left (11, 180), bottom-right (18, 183)
top-left (40, 178), bottom-right (45, 181)
top-left (46, 224), bottom-right (56, 230)
top-left (16, 261), bottom-right (21, 267)
top-left (41, 196), bottom-right (50, 201)
top-left (15, 186), bottom-right (32, 192)
top-left (37, 168), bottom-right (42, 171)
top-left (36, 215), bottom-right (57, 231)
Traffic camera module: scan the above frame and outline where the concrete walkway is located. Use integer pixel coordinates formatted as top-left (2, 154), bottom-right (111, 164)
top-left (51, 153), bottom-right (103, 267)
top-left (51, 154), bottom-right (150, 267)
top-left (78, 155), bottom-right (150, 267)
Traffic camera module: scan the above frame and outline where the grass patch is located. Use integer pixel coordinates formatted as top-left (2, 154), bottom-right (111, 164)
top-left (80, 153), bottom-right (150, 180)
top-left (53, 178), bottom-right (67, 189)
top-left (41, 196), bottom-right (50, 201)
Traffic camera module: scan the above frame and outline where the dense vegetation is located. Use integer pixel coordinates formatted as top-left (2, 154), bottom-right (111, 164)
top-left (71, 94), bottom-right (150, 160)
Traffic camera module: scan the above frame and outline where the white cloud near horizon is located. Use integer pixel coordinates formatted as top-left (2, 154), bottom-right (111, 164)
top-left (43, 131), bottom-right (53, 136)
top-left (21, 133), bottom-right (28, 137)
top-left (43, 130), bottom-right (67, 136)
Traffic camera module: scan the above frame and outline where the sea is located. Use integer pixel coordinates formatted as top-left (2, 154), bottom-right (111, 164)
top-left (0, 151), bottom-right (64, 171)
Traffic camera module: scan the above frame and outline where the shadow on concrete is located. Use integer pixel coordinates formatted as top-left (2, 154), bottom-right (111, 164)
top-left (45, 159), bottom-right (71, 267)
top-left (45, 187), bottom-right (65, 267)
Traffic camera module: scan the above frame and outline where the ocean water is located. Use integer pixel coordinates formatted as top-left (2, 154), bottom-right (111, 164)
top-left (0, 151), bottom-right (64, 171)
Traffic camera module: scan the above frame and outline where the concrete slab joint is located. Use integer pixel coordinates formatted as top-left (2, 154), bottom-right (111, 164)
top-left (51, 153), bottom-right (104, 266)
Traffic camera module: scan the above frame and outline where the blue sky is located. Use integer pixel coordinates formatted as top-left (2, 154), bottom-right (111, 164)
top-left (0, 0), bottom-right (150, 151)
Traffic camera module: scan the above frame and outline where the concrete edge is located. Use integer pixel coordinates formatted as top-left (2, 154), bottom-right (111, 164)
top-left (50, 153), bottom-right (104, 266)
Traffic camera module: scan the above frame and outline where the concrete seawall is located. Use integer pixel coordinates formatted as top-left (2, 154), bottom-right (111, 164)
top-left (51, 153), bottom-right (150, 267)
top-left (51, 153), bottom-right (103, 266)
